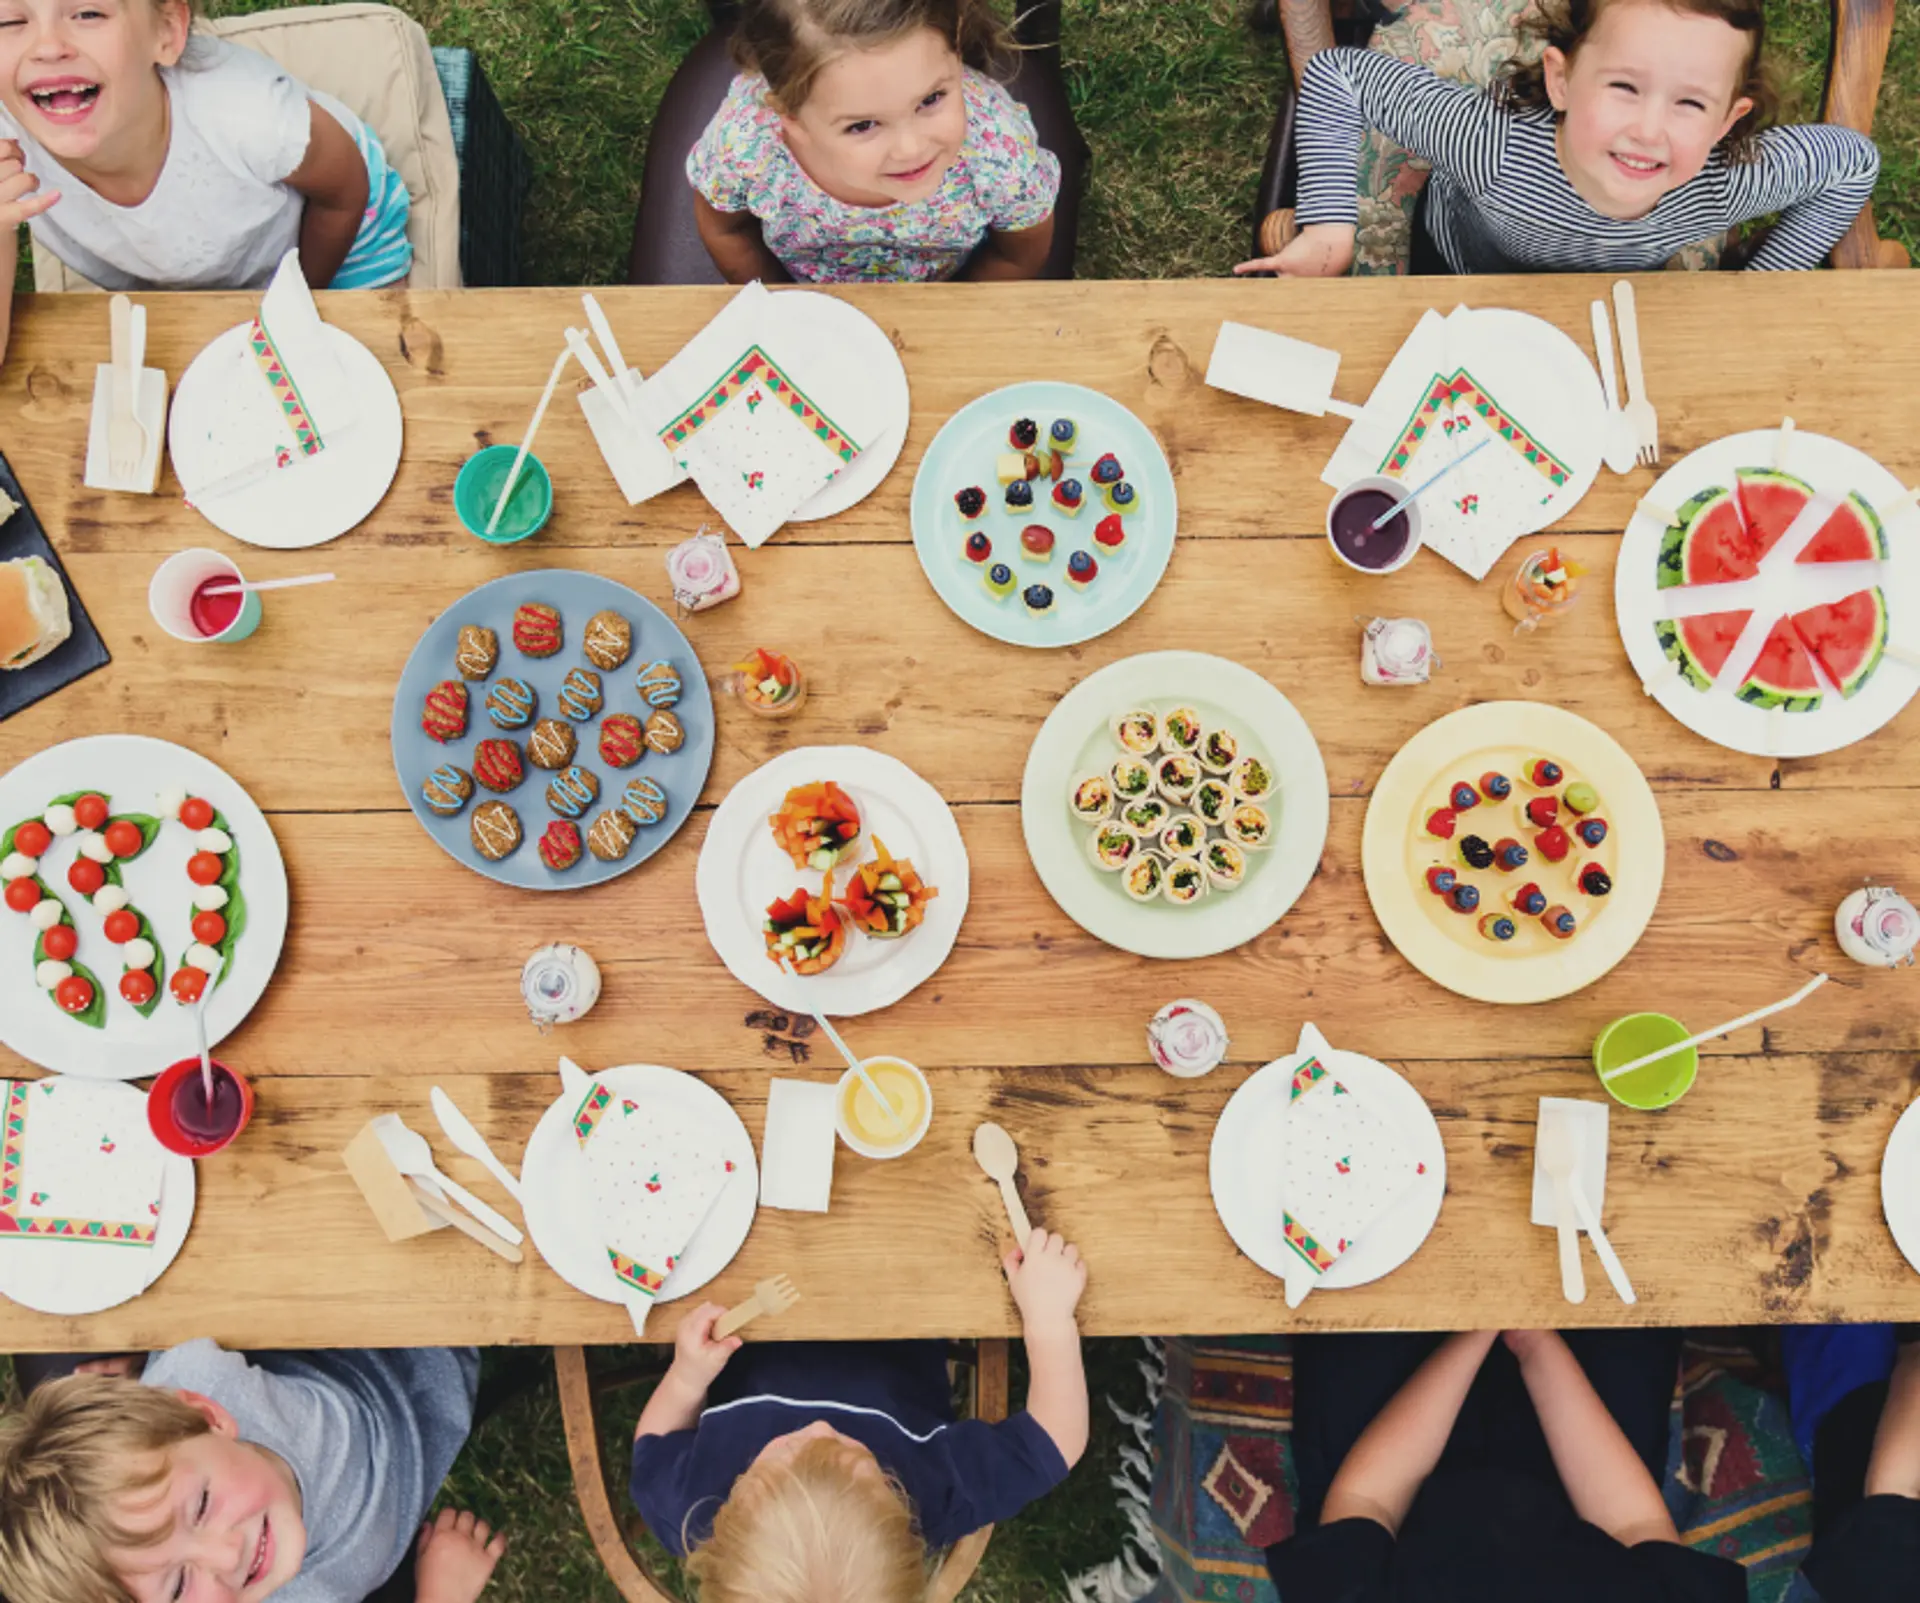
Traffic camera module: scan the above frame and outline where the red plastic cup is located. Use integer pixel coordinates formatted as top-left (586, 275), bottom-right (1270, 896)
top-left (148, 1058), bottom-right (254, 1157)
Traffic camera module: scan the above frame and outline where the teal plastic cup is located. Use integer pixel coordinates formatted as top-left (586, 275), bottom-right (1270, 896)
top-left (455, 445), bottom-right (553, 544)
top-left (1593, 1012), bottom-right (1697, 1110)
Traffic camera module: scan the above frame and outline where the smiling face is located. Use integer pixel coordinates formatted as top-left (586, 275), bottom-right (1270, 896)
top-left (1543, 0), bottom-right (1755, 218)
top-left (776, 23), bottom-right (966, 207)
top-left (106, 1401), bottom-right (306, 1603)
top-left (0, 0), bottom-right (186, 169)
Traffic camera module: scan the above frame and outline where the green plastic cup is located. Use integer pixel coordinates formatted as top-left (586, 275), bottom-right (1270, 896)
top-left (455, 444), bottom-right (552, 544)
top-left (1593, 1012), bottom-right (1697, 1110)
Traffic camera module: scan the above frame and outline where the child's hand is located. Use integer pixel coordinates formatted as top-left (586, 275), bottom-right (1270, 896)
top-left (1502, 1329), bottom-right (1559, 1365)
top-left (1003, 1228), bottom-right (1087, 1334)
top-left (669, 1300), bottom-right (741, 1389)
top-left (413, 1508), bottom-right (506, 1603)
top-left (0, 140), bottom-right (58, 228)
top-left (1234, 222), bottom-right (1355, 279)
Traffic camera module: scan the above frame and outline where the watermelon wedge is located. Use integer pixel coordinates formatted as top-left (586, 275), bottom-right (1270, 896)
top-left (1734, 469), bottom-right (1814, 567)
top-left (1797, 491), bottom-right (1888, 565)
top-left (1654, 610), bottom-right (1752, 692)
top-left (1790, 587), bottom-right (1887, 699)
top-left (1737, 616), bottom-right (1823, 713)
top-left (1657, 487), bottom-right (1751, 590)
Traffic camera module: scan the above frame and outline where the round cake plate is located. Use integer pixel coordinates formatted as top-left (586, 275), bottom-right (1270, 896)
top-left (389, 571), bottom-right (715, 891)
top-left (696, 745), bottom-right (969, 1017)
top-left (0, 735), bottom-right (289, 1079)
top-left (909, 381), bottom-right (1177, 648)
top-left (1361, 702), bottom-right (1663, 1005)
top-left (1020, 650), bottom-right (1329, 960)
top-left (1613, 428), bottom-right (1920, 758)
top-left (785, 291), bottom-right (910, 522)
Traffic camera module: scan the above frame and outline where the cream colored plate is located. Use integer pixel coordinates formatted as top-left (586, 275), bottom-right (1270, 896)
top-left (1361, 703), bottom-right (1663, 1004)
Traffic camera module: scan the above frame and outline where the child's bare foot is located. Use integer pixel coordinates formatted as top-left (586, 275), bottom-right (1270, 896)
top-left (413, 1508), bottom-right (507, 1603)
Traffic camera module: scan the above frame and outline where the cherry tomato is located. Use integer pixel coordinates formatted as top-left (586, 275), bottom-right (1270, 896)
top-left (169, 966), bottom-right (208, 1004)
top-left (66, 859), bottom-right (105, 896)
top-left (4, 878), bottom-right (39, 913)
top-left (190, 910), bottom-right (228, 946)
top-left (180, 797), bottom-right (215, 831)
top-left (12, 821), bottom-right (51, 858)
top-left (187, 852), bottom-right (224, 886)
top-left (72, 794), bottom-right (109, 830)
top-left (103, 819), bottom-right (144, 859)
top-left (40, 924), bottom-right (77, 962)
top-left (119, 969), bottom-right (157, 1006)
top-left (103, 908), bottom-right (140, 944)
top-left (54, 975), bottom-right (93, 1015)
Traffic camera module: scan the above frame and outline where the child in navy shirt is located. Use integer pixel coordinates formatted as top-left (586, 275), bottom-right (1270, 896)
top-left (630, 1228), bottom-right (1088, 1598)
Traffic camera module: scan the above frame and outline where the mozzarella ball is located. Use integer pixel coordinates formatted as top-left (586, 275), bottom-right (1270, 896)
top-left (93, 884), bottom-right (131, 914)
top-left (29, 899), bottom-right (62, 931)
top-left (190, 885), bottom-right (230, 912)
top-left (35, 960), bottom-right (72, 989)
top-left (43, 805), bottom-right (76, 836)
top-left (121, 937), bottom-right (156, 971)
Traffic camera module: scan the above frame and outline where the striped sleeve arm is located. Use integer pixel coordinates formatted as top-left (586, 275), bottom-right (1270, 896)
top-left (1294, 48), bottom-right (1509, 229)
top-left (1720, 123), bottom-right (1881, 270)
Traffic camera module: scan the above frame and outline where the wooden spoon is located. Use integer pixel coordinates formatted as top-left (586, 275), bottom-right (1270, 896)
top-left (972, 1122), bottom-right (1032, 1244)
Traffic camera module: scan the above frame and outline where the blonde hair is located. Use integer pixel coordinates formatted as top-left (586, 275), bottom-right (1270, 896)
top-left (684, 1435), bottom-right (929, 1603)
top-left (0, 1375), bottom-right (211, 1603)
top-left (732, 0), bottom-right (1016, 115)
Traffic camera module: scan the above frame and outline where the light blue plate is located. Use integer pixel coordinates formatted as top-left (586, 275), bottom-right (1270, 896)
top-left (389, 570), bottom-right (715, 891)
top-left (909, 382), bottom-right (1177, 648)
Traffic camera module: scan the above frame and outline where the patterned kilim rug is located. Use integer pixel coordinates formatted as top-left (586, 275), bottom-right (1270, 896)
top-left (1067, 1334), bottom-right (1815, 1603)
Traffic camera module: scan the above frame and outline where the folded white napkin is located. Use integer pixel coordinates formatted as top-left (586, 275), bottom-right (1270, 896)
top-left (1206, 322), bottom-right (1345, 417)
top-left (637, 282), bottom-right (888, 547)
top-left (0, 1078), bottom-right (163, 1249)
top-left (573, 1080), bottom-right (734, 1335)
top-left (178, 249), bottom-right (360, 502)
top-left (759, 1078), bottom-right (836, 1213)
top-left (1529, 1097), bottom-right (1608, 1229)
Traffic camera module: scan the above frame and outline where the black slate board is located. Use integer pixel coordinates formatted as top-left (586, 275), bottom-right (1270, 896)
top-left (0, 449), bottom-right (109, 722)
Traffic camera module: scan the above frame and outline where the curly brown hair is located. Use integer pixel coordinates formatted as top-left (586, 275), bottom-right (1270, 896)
top-left (732, 0), bottom-right (1016, 115)
top-left (1499, 0), bottom-right (1778, 161)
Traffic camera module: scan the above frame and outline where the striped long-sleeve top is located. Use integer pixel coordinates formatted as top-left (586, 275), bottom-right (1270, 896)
top-left (1294, 48), bottom-right (1880, 273)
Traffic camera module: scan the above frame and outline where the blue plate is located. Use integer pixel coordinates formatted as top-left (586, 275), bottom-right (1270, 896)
top-left (909, 382), bottom-right (1177, 648)
top-left (389, 571), bottom-right (714, 890)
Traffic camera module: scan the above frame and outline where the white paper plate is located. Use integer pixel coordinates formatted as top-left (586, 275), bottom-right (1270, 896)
top-left (1614, 428), bottom-right (1920, 758)
top-left (696, 746), bottom-right (969, 1017)
top-left (1210, 1046), bottom-right (1445, 1292)
top-left (0, 1078), bottom-right (195, 1315)
top-left (783, 291), bottom-right (910, 522)
top-left (0, 736), bottom-right (289, 1079)
top-left (521, 1064), bottom-right (757, 1307)
top-left (1882, 1096), bottom-right (1920, 1279)
top-left (169, 322), bottom-right (404, 549)
top-left (1020, 652), bottom-right (1328, 960)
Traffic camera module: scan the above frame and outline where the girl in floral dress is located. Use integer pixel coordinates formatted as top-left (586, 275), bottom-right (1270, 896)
top-left (687, 0), bottom-right (1060, 283)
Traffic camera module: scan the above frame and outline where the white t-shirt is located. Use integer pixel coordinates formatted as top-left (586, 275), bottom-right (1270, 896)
top-left (0, 36), bottom-right (368, 292)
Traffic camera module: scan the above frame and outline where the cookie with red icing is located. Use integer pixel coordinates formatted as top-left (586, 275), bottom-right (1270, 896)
top-left (473, 738), bottom-right (524, 793)
top-left (513, 602), bottom-right (563, 658)
top-left (599, 713), bottom-right (643, 769)
top-left (422, 680), bottom-right (468, 743)
top-left (539, 820), bottom-right (583, 871)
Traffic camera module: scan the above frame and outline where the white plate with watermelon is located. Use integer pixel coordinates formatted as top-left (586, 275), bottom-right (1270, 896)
top-left (1616, 427), bottom-right (1919, 758)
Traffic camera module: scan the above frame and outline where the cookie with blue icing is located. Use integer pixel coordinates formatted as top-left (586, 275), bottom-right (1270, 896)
top-left (421, 764), bottom-right (473, 817)
top-left (558, 667), bottom-right (603, 722)
top-left (634, 660), bottom-right (682, 709)
top-left (485, 677), bottom-right (536, 730)
top-left (622, 776), bottom-right (668, 827)
top-left (545, 765), bottom-right (599, 819)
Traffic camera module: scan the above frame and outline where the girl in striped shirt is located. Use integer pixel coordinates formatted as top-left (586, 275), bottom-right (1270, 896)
top-left (1238, 0), bottom-right (1880, 277)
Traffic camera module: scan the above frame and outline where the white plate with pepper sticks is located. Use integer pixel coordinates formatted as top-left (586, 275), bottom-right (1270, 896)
top-left (388, 571), bottom-right (714, 891)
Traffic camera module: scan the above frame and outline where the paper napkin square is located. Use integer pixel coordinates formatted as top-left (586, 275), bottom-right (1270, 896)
top-left (0, 1079), bottom-right (163, 1250)
top-left (1206, 322), bottom-right (1343, 417)
top-left (573, 1082), bottom-right (734, 1335)
top-left (760, 1079), bottom-right (836, 1213)
top-left (1280, 1056), bottom-right (1422, 1308)
top-left (177, 249), bottom-right (360, 503)
top-left (1529, 1097), bottom-right (1608, 1229)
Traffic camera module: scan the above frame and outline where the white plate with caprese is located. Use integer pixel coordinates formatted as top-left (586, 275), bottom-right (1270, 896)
top-left (0, 736), bottom-right (288, 1079)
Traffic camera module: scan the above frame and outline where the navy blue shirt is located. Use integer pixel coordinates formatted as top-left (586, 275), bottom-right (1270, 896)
top-left (629, 1340), bottom-right (1068, 1555)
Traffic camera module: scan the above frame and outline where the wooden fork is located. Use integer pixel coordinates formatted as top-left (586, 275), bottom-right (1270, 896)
top-left (715, 1274), bottom-right (801, 1338)
top-left (1612, 281), bottom-right (1659, 467)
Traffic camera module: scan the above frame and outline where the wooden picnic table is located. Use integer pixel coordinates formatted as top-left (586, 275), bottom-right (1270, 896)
top-left (1, 274), bottom-right (1918, 1352)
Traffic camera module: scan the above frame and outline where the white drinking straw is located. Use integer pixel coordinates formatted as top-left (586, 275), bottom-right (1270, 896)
top-left (1372, 436), bottom-right (1493, 529)
top-left (201, 572), bottom-right (335, 598)
top-left (487, 348), bottom-right (572, 535)
top-left (1600, 973), bottom-right (1830, 1083)
top-left (776, 957), bottom-right (903, 1130)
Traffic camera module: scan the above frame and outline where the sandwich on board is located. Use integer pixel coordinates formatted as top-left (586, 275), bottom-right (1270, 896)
top-left (0, 553), bottom-right (73, 672)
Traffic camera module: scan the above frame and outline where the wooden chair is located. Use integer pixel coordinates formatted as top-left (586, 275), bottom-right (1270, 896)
top-left (1254, 0), bottom-right (1908, 270)
top-left (555, 1338), bottom-right (1011, 1603)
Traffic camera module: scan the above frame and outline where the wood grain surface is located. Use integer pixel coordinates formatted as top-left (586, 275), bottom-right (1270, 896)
top-left (1, 274), bottom-right (1918, 1349)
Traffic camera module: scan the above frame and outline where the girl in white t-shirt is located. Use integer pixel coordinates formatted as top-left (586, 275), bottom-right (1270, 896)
top-left (0, 0), bottom-right (412, 362)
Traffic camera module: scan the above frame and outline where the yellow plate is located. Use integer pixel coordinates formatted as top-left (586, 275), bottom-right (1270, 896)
top-left (1361, 703), bottom-right (1663, 1004)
